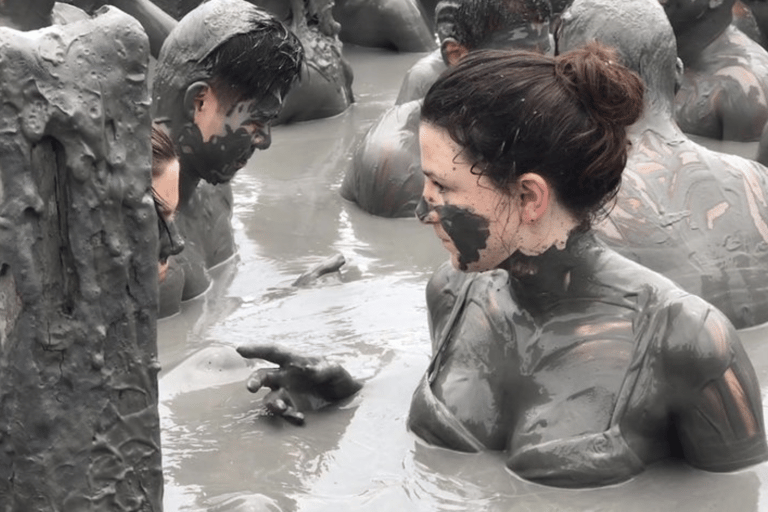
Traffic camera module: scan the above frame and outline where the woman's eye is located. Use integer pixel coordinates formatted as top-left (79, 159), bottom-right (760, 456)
top-left (432, 179), bottom-right (445, 192)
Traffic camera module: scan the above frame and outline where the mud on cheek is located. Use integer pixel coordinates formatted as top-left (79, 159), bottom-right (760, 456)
top-left (437, 205), bottom-right (490, 271)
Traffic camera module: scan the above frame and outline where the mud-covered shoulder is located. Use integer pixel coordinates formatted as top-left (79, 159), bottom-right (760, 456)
top-left (660, 294), bottom-right (739, 392)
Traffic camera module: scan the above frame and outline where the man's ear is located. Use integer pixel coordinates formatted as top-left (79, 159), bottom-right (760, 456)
top-left (441, 38), bottom-right (469, 67)
top-left (183, 81), bottom-right (210, 120)
top-left (517, 173), bottom-right (550, 223)
top-left (674, 57), bottom-right (684, 95)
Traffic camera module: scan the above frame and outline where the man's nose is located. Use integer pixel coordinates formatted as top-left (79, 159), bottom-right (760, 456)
top-left (158, 219), bottom-right (185, 262)
top-left (251, 123), bottom-right (272, 150)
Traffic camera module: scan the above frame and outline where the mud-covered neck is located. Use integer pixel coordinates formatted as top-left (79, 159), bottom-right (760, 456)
top-left (668, 3), bottom-right (733, 67)
top-left (501, 227), bottom-right (603, 309)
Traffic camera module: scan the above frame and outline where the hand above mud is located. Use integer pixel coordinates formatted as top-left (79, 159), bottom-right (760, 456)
top-left (236, 344), bottom-right (362, 425)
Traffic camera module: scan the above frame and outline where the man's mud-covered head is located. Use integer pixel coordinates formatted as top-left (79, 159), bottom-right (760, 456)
top-left (434, 0), bottom-right (569, 64)
top-left (152, 0), bottom-right (303, 194)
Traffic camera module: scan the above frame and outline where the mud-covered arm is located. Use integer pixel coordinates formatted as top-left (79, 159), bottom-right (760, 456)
top-left (425, 261), bottom-right (473, 353)
top-left (665, 297), bottom-right (768, 471)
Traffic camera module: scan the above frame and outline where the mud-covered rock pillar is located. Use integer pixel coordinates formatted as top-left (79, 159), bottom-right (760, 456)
top-left (0, 7), bottom-right (162, 510)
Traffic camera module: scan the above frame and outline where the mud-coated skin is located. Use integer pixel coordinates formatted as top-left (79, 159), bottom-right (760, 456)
top-left (149, 0), bottom-right (282, 314)
top-left (0, 0), bottom-right (55, 29)
top-left (340, 100), bottom-right (424, 218)
top-left (662, 0), bottom-right (768, 141)
top-left (133, 0), bottom-right (353, 124)
top-left (674, 25), bottom-right (768, 141)
top-left (733, 0), bottom-right (768, 49)
top-left (597, 129), bottom-right (768, 329)
top-left (333, 0), bottom-right (437, 52)
top-left (268, 0), bottom-right (354, 124)
top-left (409, 232), bottom-right (768, 487)
top-left (395, 49), bottom-right (447, 105)
top-left (396, 14), bottom-right (555, 106)
top-left (0, 8), bottom-right (163, 508)
top-left (415, 198), bottom-right (490, 271)
top-left (559, 0), bottom-right (768, 328)
top-left (150, 0), bottom-right (350, 313)
top-left (158, 180), bottom-right (235, 316)
top-left (237, 344), bottom-right (363, 425)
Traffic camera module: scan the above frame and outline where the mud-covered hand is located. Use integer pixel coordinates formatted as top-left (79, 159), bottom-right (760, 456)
top-left (236, 344), bottom-right (362, 425)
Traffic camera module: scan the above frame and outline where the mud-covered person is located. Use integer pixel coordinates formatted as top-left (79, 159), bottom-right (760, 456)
top-left (241, 43), bottom-right (768, 486)
top-left (151, 125), bottom-right (184, 283)
top-left (660, 0), bottom-right (768, 141)
top-left (396, 0), bottom-right (564, 105)
top-left (407, 44), bottom-right (767, 487)
top-left (342, 0), bottom-right (568, 218)
top-left (151, 0), bottom-right (303, 205)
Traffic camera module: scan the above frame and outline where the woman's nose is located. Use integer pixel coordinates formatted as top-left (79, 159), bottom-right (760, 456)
top-left (158, 218), bottom-right (185, 262)
top-left (415, 196), bottom-right (438, 224)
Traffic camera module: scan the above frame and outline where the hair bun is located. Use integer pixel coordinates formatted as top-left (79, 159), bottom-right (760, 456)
top-left (554, 42), bottom-right (644, 128)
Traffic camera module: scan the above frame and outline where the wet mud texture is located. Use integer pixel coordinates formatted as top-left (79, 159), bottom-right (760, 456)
top-left (0, 8), bottom-right (162, 510)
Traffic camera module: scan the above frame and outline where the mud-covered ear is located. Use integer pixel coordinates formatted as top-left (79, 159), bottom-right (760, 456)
top-left (517, 173), bottom-right (550, 224)
top-left (441, 38), bottom-right (469, 67)
top-left (674, 57), bottom-right (684, 95)
top-left (183, 81), bottom-right (210, 120)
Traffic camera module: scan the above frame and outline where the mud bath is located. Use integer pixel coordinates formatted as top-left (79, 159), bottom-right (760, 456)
top-left (158, 46), bottom-right (768, 511)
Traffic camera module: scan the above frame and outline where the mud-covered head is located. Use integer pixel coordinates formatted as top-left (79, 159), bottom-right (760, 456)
top-left (0, 0), bottom-right (55, 29)
top-left (434, 0), bottom-right (560, 64)
top-left (558, 0), bottom-right (678, 113)
top-left (417, 43), bottom-right (644, 271)
top-left (152, 0), bottom-right (303, 188)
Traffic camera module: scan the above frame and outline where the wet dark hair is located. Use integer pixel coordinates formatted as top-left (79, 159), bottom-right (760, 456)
top-left (151, 124), bottom-right (177, 180)
top-left (201, 13), bottom-right (304, 109)
top-left (421, 42), bottom-right (644, 224)
top-left (436, 0), bottom-right (553, 49)
top-left (151, 124), bottom-right (178, 247)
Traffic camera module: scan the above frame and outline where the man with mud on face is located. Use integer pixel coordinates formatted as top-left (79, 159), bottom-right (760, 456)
top-left (151, 0), bottom-right (303, 205)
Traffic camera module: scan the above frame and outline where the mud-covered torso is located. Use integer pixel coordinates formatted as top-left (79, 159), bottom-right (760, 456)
top-left (408, 232), bottom-right (762, 486)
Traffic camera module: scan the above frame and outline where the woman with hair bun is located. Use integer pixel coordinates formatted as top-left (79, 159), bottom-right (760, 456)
top-left (410, 43), bottom-right (768, 487)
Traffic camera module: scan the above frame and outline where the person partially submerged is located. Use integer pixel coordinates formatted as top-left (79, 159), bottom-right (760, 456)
top-left (151, 0), bottom-right (303, 204)
top-left (239, 43), bottom-right (768, 487)
top-left (151, 125), bottom-right (184, 283)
